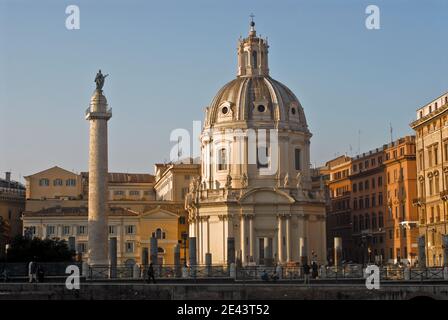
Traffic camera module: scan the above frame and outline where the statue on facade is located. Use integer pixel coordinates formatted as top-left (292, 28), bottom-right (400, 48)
top-left (296, 172), bottom-right (303, 190)
top-left (241, 173), bottom-right (248, 188)
top-left (225, 174), bottom-right (233, 189)
top-left (95, 69), bottom-right (108, 90)
top-left (283, 173), bottom-right (289, 188)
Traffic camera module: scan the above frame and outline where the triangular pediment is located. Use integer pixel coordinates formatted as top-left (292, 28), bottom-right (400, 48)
top-left (25, 166), bottom-right (78, 178)
top-left (141, 206), bottom-right (180, 219)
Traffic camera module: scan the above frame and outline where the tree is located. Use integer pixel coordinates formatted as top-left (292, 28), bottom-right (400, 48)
top-left (6, 235), bottom-right (75, 262)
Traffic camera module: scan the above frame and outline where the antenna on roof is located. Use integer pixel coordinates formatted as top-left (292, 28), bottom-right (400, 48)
top-left (389, 122), bottom-right (393, 143)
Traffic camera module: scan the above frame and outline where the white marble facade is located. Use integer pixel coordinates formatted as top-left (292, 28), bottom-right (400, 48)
top-left (185, 21), bottom-right (326, 266)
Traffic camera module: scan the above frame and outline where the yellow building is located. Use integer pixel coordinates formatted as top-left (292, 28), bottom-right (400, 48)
top-left (0, 172), bottom-right (25, 258)
top-left (22, 164), bottom-right (199, 265)
top-left (410, 91), bottom-right (448, 266)
top-left (383, 136), bottom-right (419, 265)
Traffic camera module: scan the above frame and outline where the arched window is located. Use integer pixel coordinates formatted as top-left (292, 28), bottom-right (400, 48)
top-left (218, 148), bottom-right (228, 171)
top-left (252, 50), bottom-right (258, 68)
top-left (152, 228), bottom-right (166, 240)
top-left (294, 149), bottom-right (301, 170)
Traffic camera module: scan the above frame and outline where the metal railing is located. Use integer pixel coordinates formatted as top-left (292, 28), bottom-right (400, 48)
top-left (0, 262), bottom-right (446, 282)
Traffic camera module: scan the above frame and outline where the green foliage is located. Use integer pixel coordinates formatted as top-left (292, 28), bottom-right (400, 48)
top-left (6, 235), bottom-right (75, 262)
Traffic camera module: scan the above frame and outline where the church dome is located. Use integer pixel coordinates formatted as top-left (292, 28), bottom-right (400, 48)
top-left (205, 76), bottom-right (308, 132)
top-left (204, 20), bottom-right (308, 133)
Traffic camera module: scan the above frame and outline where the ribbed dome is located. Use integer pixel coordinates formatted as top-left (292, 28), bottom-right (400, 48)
top-left (205, 76), bottom-right (308, 132)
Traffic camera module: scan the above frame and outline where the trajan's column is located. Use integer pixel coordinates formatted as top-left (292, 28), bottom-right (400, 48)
top-left (85, 70), bottom-right (112, 265)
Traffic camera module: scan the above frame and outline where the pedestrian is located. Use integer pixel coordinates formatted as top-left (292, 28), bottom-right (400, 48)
top-left (303, 263), bottom-right (310, 285)
top-left (311, 261), bottom-right (318, 279)
top-left (261, 270), bottom-right (269, 281)
top-left (147, 263), bottom-right (156, 284)
top-left (28, 259), bottom-right (38, 283)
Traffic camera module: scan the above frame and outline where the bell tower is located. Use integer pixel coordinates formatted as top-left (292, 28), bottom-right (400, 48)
top-left (237, 16), bottom-right (269, 77)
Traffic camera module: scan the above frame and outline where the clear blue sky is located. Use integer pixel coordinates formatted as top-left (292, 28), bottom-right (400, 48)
top-left (1, 0), bottom-right (447, 181)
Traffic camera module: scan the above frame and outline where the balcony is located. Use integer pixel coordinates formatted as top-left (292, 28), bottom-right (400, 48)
top-left (85, 107), bottom-right (112, 120)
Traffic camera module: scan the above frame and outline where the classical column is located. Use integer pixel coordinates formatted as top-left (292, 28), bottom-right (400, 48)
top-left (189, 236), bottom-right (197, 266)
top-left (334, 237), bottom-right (342, 268)
top-left (299, 237), bottom-right (308, 265)
top-left (277, 215), bottom-right (284, 263)
top-left (240, 215), bottom-right (247, 264)
top-left (248, 215), bottom-right (255, 262)
top-left (205, 216), bottom-right (210, 255)
top-left (86, 79), bottom-right (112, 266)
top-left (285, 215), bottom-right (291, 262)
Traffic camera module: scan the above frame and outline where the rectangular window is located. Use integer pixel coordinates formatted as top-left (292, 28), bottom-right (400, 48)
top-left (77, 225), bottom-right (87, 235)
top-left (218, 148), bottom-right (228, 171)
top-left (434, 145), bottom-right (439, 165)
top-left (378, 192), bottom-right (383, 205)
top-left (114, 190), bottom-right (124, 195)
top-left (46, 225), bottom-right (55, 236)
top-left (66, 179), bottom-right (76, 186)
top-left (294, 148), bottom-right (301, 170)
top-left (125, 241), bottom-right (134, 253)
top-left (39, 179), bottom-right (49, 186)
top-left (378, 176), bottom-right (383, 186)
top-left (62, 226), bottom-right (71, 235)
top-left (109, 225), bottom-right (116, 235)
top-left (126, 225), bottom-right (135, 235)
top-left (444, 143), bottom-right (448, 162)
top-left (129, 190), bottom-right (140, 196)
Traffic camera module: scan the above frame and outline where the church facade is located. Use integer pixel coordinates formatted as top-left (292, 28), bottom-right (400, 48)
top-left (185, 21), bottom-right (326, 266)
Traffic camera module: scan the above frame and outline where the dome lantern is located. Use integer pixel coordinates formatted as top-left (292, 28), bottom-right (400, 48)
top-left (237, 16), bottom-right (269, 77)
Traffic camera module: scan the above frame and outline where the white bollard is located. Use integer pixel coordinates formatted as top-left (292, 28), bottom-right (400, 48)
top-left (320, 265), bottom-right (327, 279)
top-left (230, 263), bottom-right (236, 279)
top-left (182, 266), bottom-right (188, 278)
top-left (404, 268), bottom-right (410, 281)
top-left (276, 265), bottom-right (282, 280)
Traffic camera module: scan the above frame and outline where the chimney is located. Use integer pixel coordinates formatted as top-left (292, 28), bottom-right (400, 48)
top-left (5, 172), bottom-right (11, 182)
